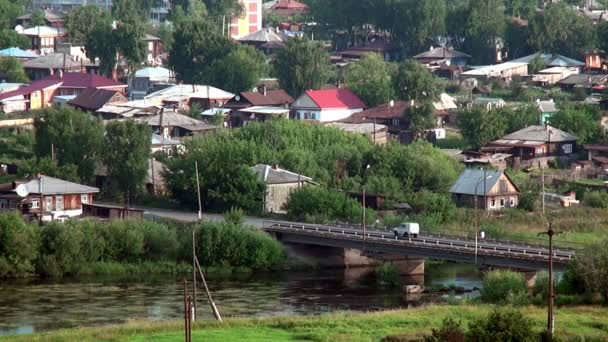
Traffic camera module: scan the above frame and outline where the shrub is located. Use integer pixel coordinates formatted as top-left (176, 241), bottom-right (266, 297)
top-left (583, 191), bottom-right (608, 209)
top-left (141, 221), bottom-right (179, 261)
top-left (423, 317), bottom-right (465, 342)
top-left (407, 190), bottom-right (456, 223)
top-left (480, 270), bottom-right (527, 303)
top-left (518, 191), bottom-right (538, 212)
top-left (466, 308), bottom-right (535, 342)
top-left (375, 263), bottom-right (400, 288)
top-left (224, 207), bottom-right (245, 225)
top-left (0, 211), bottom-right (40, 277)
top-left (38, 222), bottom-right (86, 277)
top-left (101, 220), bottom-right (145, 261)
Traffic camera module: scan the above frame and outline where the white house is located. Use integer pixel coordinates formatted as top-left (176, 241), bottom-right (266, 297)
top-left (291, 89), bottom-right (366, 122)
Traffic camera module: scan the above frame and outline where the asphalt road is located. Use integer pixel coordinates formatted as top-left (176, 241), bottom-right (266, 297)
top-left (134, 205), bottom-right (280, 228)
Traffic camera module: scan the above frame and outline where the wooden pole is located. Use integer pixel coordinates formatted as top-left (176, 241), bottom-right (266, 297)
top-left (183, 279), bottom-right (189, 342)
top-left (362, 185), bottom-right (366, 250)
top-left (195, 256), bottom-right (223, 322)
top-left (195, 161), bottom-right (202, 220)
top-left (548, 223), bottom-right (555, 338)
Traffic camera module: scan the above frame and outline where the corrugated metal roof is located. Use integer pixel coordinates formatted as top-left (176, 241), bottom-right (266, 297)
top-left (502, 125), bottom-right (577, 142)
top-left (450, 169), bottom-right (502, 196)
top-left (414, 47), bottom-right (471, 59)
top-left (0, 47), bottom-right (38, 58)
top-left (18, 175), bottom-right (99, 195)
top-left (251, 164), bottom-right (312, 184)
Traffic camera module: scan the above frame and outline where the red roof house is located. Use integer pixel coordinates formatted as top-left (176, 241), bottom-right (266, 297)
top-left (267, 0), bottom-right (308, 16)
top-left (290, 89), bottom-right (366, 122)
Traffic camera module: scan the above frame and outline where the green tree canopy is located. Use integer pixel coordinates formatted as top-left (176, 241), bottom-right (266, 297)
top-left (550, 104), bottom-right (603, 145)
top-left (0, 29), bottom-right (30, 49)
top-left (275, 38), bottom-right (331, 96)
top-left (0, 0), bottom-right (23, 30)
top-left (0, 211), bottom-right (40, 278)
top-left (208, 44), bottom-right (267, 94)
top-left (104, 120), bottom-right (152, 204)
top-left (464, 0), bottom-right (506, 64)
top-left (393, 60), bottom-right (443, 102)
top-left (33, 107), bottom-right (104, 183)
top-left (65, 5), bottom-right (107, 44)
top-left (345, 53), bottom-right (393, 107)
top-left (0, 56), bottom-right (28, 83)
top-left (458, 107), bottom-right (507, 148)
top-left (83, 12), bottom-right (116, 77)
top-left (501, 104), bottom-right (541, 133)
top-left (29, 9), bottom-right (45, 27)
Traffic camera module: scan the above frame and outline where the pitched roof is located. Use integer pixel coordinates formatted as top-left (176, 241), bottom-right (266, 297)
top-left (151, 133), bottom-right (181, 146)
top-left (144, 34), bottom-right (161, 41)
top-left (271, 0), bottom-right (308, 9)
top-left (501, 125), bottom-right (577, 142)
top-left (68, 88), bottom-right (127, 111)
top-left (0, 78), bottom-right (62, 101)
top-left (537, 100), bottom-right (558, 113)
top-left (237, 28), bottom-right (286, 43)
top-left (21, 26), bottom-right (65, 36)
top-left (558, 74), bottom-right (608, 86)
top-left (450, 169), bottom-right (508, 196)
top-left (240, 89), bottom-right (293, 106)
top-left (145, 84), bottom-right (235, 101)
top-left (135, 66), bottom-right (173, 79)
top-left (12, 175), bottom-right (99, 195)
top-left (17, 8), bottom-right (64, 22)
top-left (0, 47), bottom-right (39, 58)
top-left (414, 47), bottom-right (471, 59)
top-left (135, 111), bottom-right (206, 127)
top-left (40, 73), bottom-right (127, 89)
top-left (510, 53), bottom-right (585, 67)
top-left (304, 89), bottom-right (366, 109)
top-left (22, 53), bottom-right (81, 69)
top-left (341, 100), bottom-right (410, 122)
top-left (251, 164), bottom-right (312, 185)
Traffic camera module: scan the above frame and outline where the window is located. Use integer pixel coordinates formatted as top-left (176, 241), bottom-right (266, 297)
top-left (0, 200), bottom-right (6, 209)
top-left (55, 196), bottom-right (63, 211)
top-left (391, 119), bottom-right (400, 126)
top-left (9, 201), bottom-right (16, 209)
top-left (30, 201), bottom-right (39, 209)
top-left (500, 199), bottom-right (505, 207)
top-left (45, 197), bottom-right (53, 211)
top-left (491, 199), bottom-right (496, 207)
top-left (81, 194), bottom-right (89, 204)
top-left (562, 144), bottom-right (572, 154)
top-left (510, 198), bottom-right (514, 206)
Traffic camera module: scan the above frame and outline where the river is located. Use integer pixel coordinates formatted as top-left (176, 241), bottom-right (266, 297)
top-left (0, 262), bottom-right (482, 336)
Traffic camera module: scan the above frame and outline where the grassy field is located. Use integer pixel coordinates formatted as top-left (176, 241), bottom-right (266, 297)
top-left (6, 305), bottom-right (608, 342)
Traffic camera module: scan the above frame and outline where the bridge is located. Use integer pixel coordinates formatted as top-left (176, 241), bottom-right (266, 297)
top-left (263, 222), bottom-right (577, 275)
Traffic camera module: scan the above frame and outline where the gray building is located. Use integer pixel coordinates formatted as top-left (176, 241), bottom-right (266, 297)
top-left (251, 164), bottom-right (313, 214)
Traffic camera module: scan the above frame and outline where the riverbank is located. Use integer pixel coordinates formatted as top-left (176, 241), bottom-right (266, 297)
top-left (5, 304), bottom-right (608, 341)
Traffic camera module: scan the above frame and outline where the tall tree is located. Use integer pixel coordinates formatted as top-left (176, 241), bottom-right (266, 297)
top-left (345, 53), bottom-right (393, 107)
top-left (33, 107), bottom-right (104, 183)
top-left (65, 5), bottom-right (107, 44)
top-left (29, 9), bottom-right (45, 27)
top-left (0, 29), bottom-right (30, 49)
top-left (550, 104), bottom-right (603, 145)
top-left (393, 60), bottom-right (442, 102)
top-left (504, 0), bottom-right (537, 19)
top-left (275, 38), bottom-right (331, 96)
top-left (409, 101), bottom-right (437, 134)
top-left (458, 107), bottom-right (507, 148)
top-left (104, 120), bottom-right (152, 205)
top-left (114, 14), bottom-right (146, 75)
top-left (501, 104), bottom-right (541, 133)
top-left (464, 0), bottom-right (506, 64)
top-left (84, 15), bottom-right (116, 77)
top-left (0, 57), bottom-right (28, 83)
top-left (208, 44), bottom-right (267, 93)
top-left (0, 0), bottom-right (23, 30)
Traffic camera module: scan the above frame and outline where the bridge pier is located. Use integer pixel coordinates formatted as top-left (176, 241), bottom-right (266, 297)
top-left (521, 270), bottom-right (538, 288)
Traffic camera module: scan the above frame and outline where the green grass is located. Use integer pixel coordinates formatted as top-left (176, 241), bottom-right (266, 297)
top-left (6, 305), bottom-right (608, 342)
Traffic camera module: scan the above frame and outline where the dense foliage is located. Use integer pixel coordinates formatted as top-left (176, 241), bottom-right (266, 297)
top-left (0, 56), bottom-right (28, 83)
top-left (345, 53), bottom-right (394, 107)
top-left (164, 120), bottom-right (462, 219)
top-left (0, 213), bottom-right (285, 278)
top-left (549, 104), bottom-right (603, 146)
top-left (466, 308), bottom-right (535, 342)
top-left (480, 270), bottom-right (527, 303)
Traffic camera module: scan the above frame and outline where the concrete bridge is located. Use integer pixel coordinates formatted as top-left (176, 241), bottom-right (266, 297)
top-left (263, 221), bottom-right (578, 285)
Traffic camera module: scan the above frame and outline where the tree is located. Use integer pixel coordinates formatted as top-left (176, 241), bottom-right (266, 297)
top-left (155, 22), bottom-right (174, 52)
top-left (208, 44), bottom-right (267, 94)
top-left (0, 57), bottom-right (28, 83)
top-left (502, 104), bottom-right (541, 133)
top-left (528, 55), bottom-right (546, 74)
top-left (345, 53), bottom-right (393, 107)
top-left (83, 13), bottom-right (116, 77)
top-left (550, 104), bottom-right (603, 145)
top-left (393, 60), bottom-right (442, 102)
top-left (423, 317), bottom-right (465, 342)
top-left (114, 14), bottom-right (146, 77)
top-left (0, 0), bottom-right (23, 30)
top-left (458, 107), bottom-right (507, 148)
top-left (505, 0), bottom-right (537, 19)
top-left (169, 16), bottom-right (233, 83)
top-left (104, 120), bottom-right (152, 205)
top-left (464, 0), bottom-right (506, 64)
top-left (598, 21), bottom-right (608, 54)
top-left (409, 101), bottom-right (437, 134)
top-left (0, 211), bottom-right (40, 278)
top-left (0, 29), bottom-right (30, 49)
top-left (466, 308), bottom-right (535, 341)
top-left (275, 38), bottom-right (331, 96)
top-left (574, 240), bottom-right (608, 302)
top-left (33, 107), bottom-right (104, 183)
top-left (65, 5), bottom-right (106, 44)
top-left (29, 9), bottom-right (45, 27)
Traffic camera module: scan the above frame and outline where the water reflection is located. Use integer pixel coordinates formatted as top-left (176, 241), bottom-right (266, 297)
top-left (0, 262), bottom-right (482, 335)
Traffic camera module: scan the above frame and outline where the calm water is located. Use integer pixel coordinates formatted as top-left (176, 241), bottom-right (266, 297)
top-left (0, 262), bottom-right (482, 335)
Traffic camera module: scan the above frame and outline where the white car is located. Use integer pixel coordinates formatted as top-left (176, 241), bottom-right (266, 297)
top-left (393, 222), bottom-right (420, 238)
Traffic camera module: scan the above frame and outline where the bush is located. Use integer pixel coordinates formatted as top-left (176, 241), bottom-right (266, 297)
top-left (38, 222), bottom-right (86, 277)
top-left (0, 212), bottom-right (40, 277)
top-left (101, 220), bottom-right (145, 261)
top-left (423, 317), bottom-right (465, 342)
top-left (407, 190), bottom-right (456, 223)
top-left (480, 270), bottom-right (527, 303)
top-left (141, 221), bottom-right (179, 261)
top-left (518, 191), bottom-right (538, 212)
top-left (286, 186), bottom-right (376, 224)
top-left (466, 308), bottom-right (535, 342)
top-left (375, 263), bottom-right (400, 288)
top-left (582, 191), bottom-right (608, 209)
top-left (224, 207), bottom-right (245, 225)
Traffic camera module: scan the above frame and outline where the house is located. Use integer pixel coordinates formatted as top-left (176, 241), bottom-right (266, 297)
top-left (95, 100), bottom-right (161, 120)
top-left (583, 144), bottom-right (608, 168)
top-left (144, 84), bottom-right (235, 111)
top-left (0, 73), bottom-right (127, 113)
top-left (585, 51), bottom-right (608, 71)
top-left (558, 74), bottom-right (608, 92)
top-left (68, 88), bottom-right (128, 112)
top-left (16, 8), bottom-right (65, 28)
top-left (0, 175), bottom-right (99, 221)
top-left (237, 28), bottom-right (287, 54)
top-left (19, 26), bottom-right (66, 55)
top-left (339, 100), bottom-right (411, 136)
top-left (433, 93), bottom-right (459, 125)
top-left (511, 53), bottom-right (585, 71)
top-left (291, 89), bottom-right (366, 122)
top-left (533, 67), bottom-right (580, 86)
top-left (0, 47), bottom-right (39, 61)
top-left (82, 203), bottom-right (144, 220)
top-left (413, 47), bottom-right (471, 67)
top-left (327, 122), bottom-right (389, 145)
top-left (486, 125), bottom-right (578, 168)
top-left (251, 164), bottom-right (313, 214)
top-left (22, 53), bottom-right (82, 80)
top-left (130, 66), bottom-right (174, 100)
top-left (151, 133), bottom-right (183, 156)
top-left (225, 86), bottom-right (294, 126)
top-left (264, 0), bottom-right (308, 17)
top-left (450, 169), bottom-right (520, 211)
top-left (537, 99), bottom-right (557, 125)
top-left (229, 0), bottom-right (262, 39)
top-left (338, 37), bottom-right (400, 62)
top-left (473, 97), bottom-right (506, 111)
top-left (132, 110), bottom-right (217, 140)
top-left (142, 34), bottom-right (164, 65)
top-left (461, 62), bottom-right (528, 81)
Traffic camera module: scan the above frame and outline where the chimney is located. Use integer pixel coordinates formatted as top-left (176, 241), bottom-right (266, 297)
top-left (259, 84), bottom-right (267, 96)
top-left (272, 164), bottom-right (279, 170)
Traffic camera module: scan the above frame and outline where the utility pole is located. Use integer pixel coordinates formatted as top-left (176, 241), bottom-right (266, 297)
top-left (539, 223), bottom-right (559, 339)
top-left (192, 161), bottom-right (202, 321)
top-left (362, 184), bottom-right (366, 249)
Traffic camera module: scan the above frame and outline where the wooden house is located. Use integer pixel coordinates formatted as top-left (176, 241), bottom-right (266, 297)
top-left (450, 169), bottom-right (520, 211)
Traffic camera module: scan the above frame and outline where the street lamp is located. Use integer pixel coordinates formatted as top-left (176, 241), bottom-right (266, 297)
top-left (362, 164), bottom-right (371, 249)
top-left (474, 170), bottom-right (492, 265)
